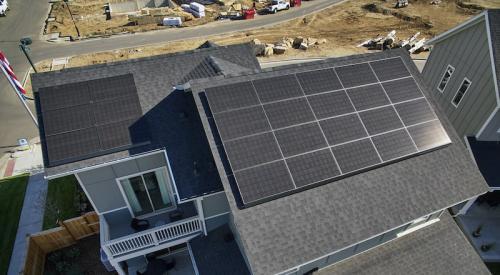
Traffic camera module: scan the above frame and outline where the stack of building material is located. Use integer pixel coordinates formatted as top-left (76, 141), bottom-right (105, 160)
top-left (357, 31), bottom-right (428, 54)
top-left (188, 2), bottom-right (205, 17)
top-left (163, 16), bottom-right (182, 26)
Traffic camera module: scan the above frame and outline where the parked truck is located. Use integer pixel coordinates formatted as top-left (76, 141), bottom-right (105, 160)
top-left (0, 0), bottom-right (9, 16)
top-left (266, 0), bottom-right (289, 14)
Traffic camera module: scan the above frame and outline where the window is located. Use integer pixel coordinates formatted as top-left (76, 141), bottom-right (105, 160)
top-left (118, 168), bottom-right (175, 217)
top-left (437, 65), bottom-right (455, 92)
top-left (452, 78), bottom-right (471, 107)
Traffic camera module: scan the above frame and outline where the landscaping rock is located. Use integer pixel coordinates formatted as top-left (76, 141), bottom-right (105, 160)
top-left (273, 45), bottom-right (287, 54)
top-left (264, 46), bottom-right (274, 56)
top-left (293, 36), bottom-right (304, 48)
top-left (299, 42), bottom-right (309, 50)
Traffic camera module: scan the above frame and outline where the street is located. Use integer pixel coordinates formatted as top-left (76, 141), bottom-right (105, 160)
top-left (0, 0), bottom-right (341, 155)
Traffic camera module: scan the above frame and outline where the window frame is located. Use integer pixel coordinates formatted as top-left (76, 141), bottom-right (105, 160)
top-left (451, 77), bottom-right (472, 108)
top-left (116, 167), bottom-right (177, 218)
top-left (437, 65), bottom-right (455, 93)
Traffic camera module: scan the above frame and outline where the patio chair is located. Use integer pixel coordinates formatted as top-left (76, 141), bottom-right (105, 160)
top-left (131, 218), bottom-right (150, 232)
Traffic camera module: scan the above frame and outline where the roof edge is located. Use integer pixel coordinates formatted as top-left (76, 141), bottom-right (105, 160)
top-left (426, 12), bottom-right (486, 45)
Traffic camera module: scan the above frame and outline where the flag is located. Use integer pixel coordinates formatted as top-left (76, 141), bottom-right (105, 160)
top-left (0, 51), bottom-right (27, 100)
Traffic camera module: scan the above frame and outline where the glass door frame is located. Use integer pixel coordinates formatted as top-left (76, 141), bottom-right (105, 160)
top-left (116, 167), bottom-right (176, 218)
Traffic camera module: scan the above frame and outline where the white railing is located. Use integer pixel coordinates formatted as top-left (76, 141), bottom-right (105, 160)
top-left (102, 216), bottom-right (202, 258)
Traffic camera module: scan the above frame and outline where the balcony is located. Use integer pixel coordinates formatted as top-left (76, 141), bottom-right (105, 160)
top-left (100, 202), bottom-right (203, 260)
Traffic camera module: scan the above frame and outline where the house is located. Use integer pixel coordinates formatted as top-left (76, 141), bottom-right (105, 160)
top-left (423, 9), bottom-right (500, 261)
top-left (32, 42), bottom-right (490, 275)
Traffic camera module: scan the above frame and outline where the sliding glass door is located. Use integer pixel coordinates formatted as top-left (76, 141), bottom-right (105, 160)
top-left (119, 169), bottom-right (174, 217)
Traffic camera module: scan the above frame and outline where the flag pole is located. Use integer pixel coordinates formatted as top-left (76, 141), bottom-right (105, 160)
top-left (0, 65), bottom-right (39, 128)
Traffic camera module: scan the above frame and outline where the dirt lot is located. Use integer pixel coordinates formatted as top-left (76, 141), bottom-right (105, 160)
top-left (36, 0), bottom-right (493, 73)
top-left (45, 0), bottom-right (265, 40)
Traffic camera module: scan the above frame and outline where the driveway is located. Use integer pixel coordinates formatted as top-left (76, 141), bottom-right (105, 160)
top-left (0, 0), bottom-right (342, 154)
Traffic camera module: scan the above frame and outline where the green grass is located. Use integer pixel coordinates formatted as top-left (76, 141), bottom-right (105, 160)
top-left (487, 263), bottom-right (500, 275)
top-left (0, 174), bottom-right (29, 275)
top-left (42, 175), bottom-right (80, 230)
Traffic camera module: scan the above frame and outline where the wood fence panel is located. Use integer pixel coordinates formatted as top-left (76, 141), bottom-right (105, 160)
top-left (21, 212), bottom-right (100, 275)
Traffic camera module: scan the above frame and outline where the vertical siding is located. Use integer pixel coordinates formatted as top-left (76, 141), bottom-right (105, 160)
top-left (202, 191), bottom-right (230, 217)
top-left (478, 108), bottom-right (500, 140)
top-left (422, 20), bottom-right (497, 139)
top-left (77, 152), bottom-right (168, 213)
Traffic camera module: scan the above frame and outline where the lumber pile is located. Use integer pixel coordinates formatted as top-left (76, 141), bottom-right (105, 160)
top-left (357, 30), bottom-right (429, 54)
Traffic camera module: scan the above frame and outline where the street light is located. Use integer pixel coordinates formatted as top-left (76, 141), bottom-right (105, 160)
top-left (19, 37), bottom-right (37, 73)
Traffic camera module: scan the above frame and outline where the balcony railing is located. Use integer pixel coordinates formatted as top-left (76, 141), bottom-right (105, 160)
top-left (102, 216), bottom-right (202, 258)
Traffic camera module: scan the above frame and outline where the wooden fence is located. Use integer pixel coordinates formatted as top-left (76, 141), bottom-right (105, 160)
top-left (21, 211), bottom-right (99, 275)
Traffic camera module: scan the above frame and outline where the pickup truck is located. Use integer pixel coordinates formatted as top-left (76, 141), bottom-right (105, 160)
top-left (0, 0), bottom-right (8, 16)
top-left (266, 0), bottom-right (289, 14)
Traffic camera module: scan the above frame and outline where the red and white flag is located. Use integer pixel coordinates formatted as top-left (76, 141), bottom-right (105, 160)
top-left (0, 50), bottom-right (27, 100)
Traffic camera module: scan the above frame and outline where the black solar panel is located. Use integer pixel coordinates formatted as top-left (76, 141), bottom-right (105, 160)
top-left (335, 63), bottom-right (378, 88)
top-left (347, 84), bottom-right (390, 111)
top-left (225, 133), bottom-right (282, 171)
top-left (205, 81), bottom-right (259, 113)
top-left (308, 91), bottom-right (355, 119)
top-left (37, 74), bottom-right (149, 166)
top-left (370, 58), bottom-right (411, 81)
top-left (274, 122), bottom-right (328, 157)
top-left (204, 57), bottom-right (451, 207)
top-left (263, 98), bottom-right (315, 129)
top-left (296, 69), bottom-right (343, 95)
top-left (382, 77), bottom-right (423, 103)
top-left (252, 75), bottom-right (303, 103)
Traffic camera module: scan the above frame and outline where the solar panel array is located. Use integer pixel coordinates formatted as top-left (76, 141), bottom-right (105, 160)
top-left (37, 74), bottom-right (149, 166)
top-left (205, 57), bottom-right (451, 207)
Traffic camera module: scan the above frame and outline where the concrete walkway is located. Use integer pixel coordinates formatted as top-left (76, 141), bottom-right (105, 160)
top-left (7, 172), bottom-right (47, 275)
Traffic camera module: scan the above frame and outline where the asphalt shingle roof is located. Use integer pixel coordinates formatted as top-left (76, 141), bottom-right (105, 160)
top-left (318, 212), bottom-right (490, 275)
top-left (190, 49), bottom-right (490, 275)
top-left (32, 43), bottom-right (260, 201)
top-left (467, 136), bottom-right (500, 188)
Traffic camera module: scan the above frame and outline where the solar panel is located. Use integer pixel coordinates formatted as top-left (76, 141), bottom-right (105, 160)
top-left (347, 84), bottom-right (390, 111)
top-left (370, 58), bottom-right (411, 81)
top-left (252, 75), bottom-right (303, 103)
top-left (307, 91), bottom-right (355, 119)
top-left (38, 74), bottom-right (149, 166)
top-left (263, 98), bottom-right (315, 129)
top-left (335, 63), bottom-right (378, 88)
top-left (274, 122), bottom-right (328, 157)
top-left (204, 56), bottom-right (452, 207)
top-left (296, 69), bottom-right (343, 95)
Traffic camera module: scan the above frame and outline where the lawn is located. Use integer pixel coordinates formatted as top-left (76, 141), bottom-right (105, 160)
top-left (487, 263), bottom-right (500, 275)
top-left (0, 174), bottom-right (29, 275)
top-left (43, 175), bottom-right (80, 230)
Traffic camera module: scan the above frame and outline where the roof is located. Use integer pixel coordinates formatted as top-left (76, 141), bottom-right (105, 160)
top-left (190, 49), bottom-right (490, 275)
top-left (32, 43), bottom-right (260, 201)
top-left (427, 10), bottom-right (500, 101)
top-left (318, 212), bottom-right (491, 275)
top-left (466, 136), bottom-right (500, 188)
top-left (190, 224), bottom-right (251, 275)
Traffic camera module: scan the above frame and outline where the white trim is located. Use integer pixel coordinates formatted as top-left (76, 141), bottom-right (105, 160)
top-left (397, 218), bottom-right (440, 238)
top-left (74, 173), bottom-right (100, 215)
top-left (188, 242), bottom-right (200, 275)
top-left (196, 198), bottom-right (208, 236)
top-left (177, 190), bottom-right (227, 204)
top-left (45, 149), bottom-right (165, 180)
top-left (437, 65), bottom-right (455, 93)
top-left (451, 77), bottom-right (472, 108)
top-left (163, 150), bottom-right (181, 203)
top-left (204, 211), bottom-right (230, 220)
top-left (99, 206), bottom-right (129, 215)
top-left (426, 12), bottom-right (486, 45)
top-left (476, 11), bottom-right (500, 138)
top-left (274, 193), bottom-right (483, 275)
top-left (115, 167), bottom-right (176, 218)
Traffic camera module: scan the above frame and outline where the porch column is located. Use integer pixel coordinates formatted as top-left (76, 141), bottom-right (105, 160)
top-left (196, 198), bottom-right (207, 236)
top-left (110, 259), bottom-right (127, 275)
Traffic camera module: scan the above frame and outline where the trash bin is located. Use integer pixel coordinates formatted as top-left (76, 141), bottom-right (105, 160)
top-left (244, 9), bottom-right (256, 20)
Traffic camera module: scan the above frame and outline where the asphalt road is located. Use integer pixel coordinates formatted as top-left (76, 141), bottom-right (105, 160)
top-left (0, 0), bottom-right (341, 153)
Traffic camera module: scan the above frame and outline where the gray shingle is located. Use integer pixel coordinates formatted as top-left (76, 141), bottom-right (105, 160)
top-left (318, 213), bottom-right (490, 275)
top-left (190, 49), bottom-right (490, 275)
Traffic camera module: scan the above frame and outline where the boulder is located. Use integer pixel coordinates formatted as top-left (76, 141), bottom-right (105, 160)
top-left (264, 46), bottom-right (274, 56)
top-left (252, 38), bottom-right (263, 45)
top-left (293, 36), bottom-right (304, 48)
top-left (306, 38), bottom-right (318, 46)
top-left (273, 45), bottom-right (287, 54)
top-left (299, 42), bottom-right (309, 50)
top-left (317, 38), bottom-right (327, 45)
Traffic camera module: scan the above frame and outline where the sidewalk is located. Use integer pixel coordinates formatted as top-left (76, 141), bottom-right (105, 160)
top-left (7, 172), bottom-right (47, 275)
top-left (0, 138), bottom-right (43, 179)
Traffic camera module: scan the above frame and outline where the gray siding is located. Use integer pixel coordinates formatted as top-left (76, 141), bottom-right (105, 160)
top-left (422, 20), bottom-right (498, 139)
top-left (205, 213), bottom-right (229, 232)
top-left (77, 152), bottom-right (167, 213)
top-left (202, 192), bottom-right (230, 218)
top-left (478, 108), bottom-right (500, 140)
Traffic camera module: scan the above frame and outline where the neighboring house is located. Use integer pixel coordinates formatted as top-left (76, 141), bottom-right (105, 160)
top-left (423, 9), bottom-right (500, 261)
top-left (32, 42), bottom-right (490, 275)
